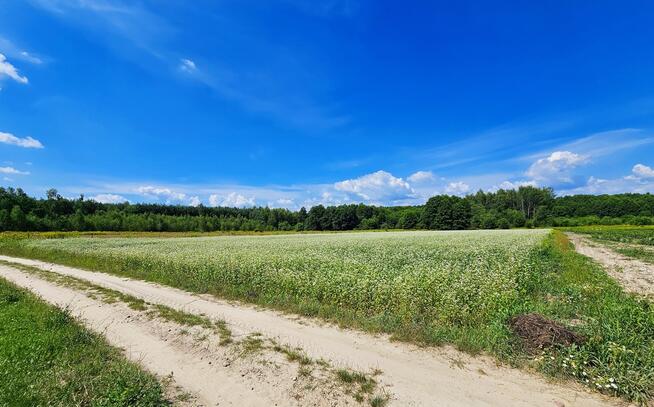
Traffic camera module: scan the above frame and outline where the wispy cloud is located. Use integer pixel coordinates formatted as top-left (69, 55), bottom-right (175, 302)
top-left (0, 37), bottom-right (44, 64)
top-left (179, 58), bottom-right (196, 73)
top-left (30, 0), bottom-right (348, 131)
top-left (0, 131), bottom-right (44, 148)
top-left (282, 0), bottom-right (361, 18)
top-left (520, 129), bottom-right (654, 162)
top-left (0, 53), bottom-right (28, 84)
top-left (30, 0), bottom-right (174, 62)
top-left (0, 166), bottom-right (30, 175)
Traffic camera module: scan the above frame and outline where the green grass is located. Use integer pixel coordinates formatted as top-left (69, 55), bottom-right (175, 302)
top-left (1, 230), bottom-right (653, 403)
top-left (565, 225), bottom-right (654, 246)
top-left (565, 225), bottom-right (654, 264)
top-left (0, 277), bottom-right (168, 406)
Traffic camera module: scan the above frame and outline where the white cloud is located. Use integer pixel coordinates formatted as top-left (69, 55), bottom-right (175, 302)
top-left (0, 53), bottom-right (28, 84)
top-left (0, 131), bottom-right (44, 148)
top-left (179, 58), bottom-right (196, 73)
top-left (0, 166), bottom-right (29, 175)
top-left (267, 198), bottom-right (295, 208)
top-left (407, 170), bottom-right (435, 183)
top-left (444, 181), bottom-right (470, 196)
top-left (632, 164), bottom-right (654, 179)
top-left (559, 163), bottom-right (654, 195)
top-left (209, 192), bottom-right (256, 208)
top-left (90, 193), bottom-right (127, 204)
top-left (188, 196), bottom-right (201, 207)
top-left (135, 185), bottom-right (199, 205)
top-left (0, 37), bottom-right (44, 64)
top-left (20, 51), bottom-right (43, 65)
top-left (334, 170), bottom-right (414, 203)
top-left (526, 151), bottom-right (588, 184)
top-left (494, 180), bottom-right (538, 191)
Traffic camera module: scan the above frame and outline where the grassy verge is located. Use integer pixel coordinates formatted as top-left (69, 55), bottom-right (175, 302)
top-left (523, 232), bottom-right (654, 403)
top-left (0, 277), bottom-right (168, 406)
top-left (564, 225), bottom-right (654, 264)
top-left (1, 231), bottom-right (653, 403)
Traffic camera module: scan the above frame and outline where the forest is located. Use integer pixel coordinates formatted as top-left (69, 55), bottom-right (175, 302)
top-left (0, 186), bottom-right (653, 232)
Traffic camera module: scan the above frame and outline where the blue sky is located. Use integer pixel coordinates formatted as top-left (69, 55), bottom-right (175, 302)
top-left (1, 0), bottom-right (654, 208)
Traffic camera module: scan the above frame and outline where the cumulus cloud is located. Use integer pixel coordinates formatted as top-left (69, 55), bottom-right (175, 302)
top-left (559, 163), bottom-right (654, 195)
top-left (494, 180), bottom-right (538, 191)
top-left (444, 181), bottom-right (470, 196)
top-left (334, 170), bottom-right (415, 203)
top-left (407, 170), bottom-right (435, 183)
top-left (179, 58), bottom-right (196, 73)
top-left (209, 192), bottom-right (256, 208)
top-left (135, 185), bottom-right (200, 205)
top-left (526, 151), bottom-right (588, 184)
top-left (188, 196), bottom-right (201, 207)
top-left (0, 53), bottom-right (28, 84)
top-left (631, 164), bottom-right (654, 179)
top-left (0, 131), bottom-right (44, 148)
top-left (0, 166), bottom-right (29, 175)
top-left (136, 186), bottom-right (186, 200)
top-left (90, 193), bottom-right (128, 204)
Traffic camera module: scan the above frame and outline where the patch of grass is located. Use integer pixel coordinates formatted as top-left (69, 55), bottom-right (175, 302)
top-left (369, 394), bottom-right (389, 407)
top-left (335, 368), bottom-right (379, 404)
top-left (148, 304), bottom-right (213, 328)
top-left (565, 225), bottom-right (654, 246)
top-left (239, 334), bottom-right (265, 357)
top-left (215, 320), bottom-right (233, 346)
top-left (0, 276), bottom-right (168, 406)
top-left (273, 344), bottom-right (313, 366)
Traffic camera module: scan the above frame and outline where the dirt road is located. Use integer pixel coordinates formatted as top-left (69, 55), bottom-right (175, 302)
top-left (0, 255), bottom-right (621, 407)
top-left (567, 233), bottom-right (654, 297)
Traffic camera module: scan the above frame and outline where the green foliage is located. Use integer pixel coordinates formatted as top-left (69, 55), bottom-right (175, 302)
top-left (1, 185), bottom-right (654, 232)
top-left (0, 277), bottom-right (167, 406)
top-left (566, 225), bottom-right (654, 246)
top-left (422, 195), bottom-right (472, 229)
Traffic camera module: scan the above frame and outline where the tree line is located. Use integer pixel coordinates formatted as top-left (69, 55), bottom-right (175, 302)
top-left (1, 186), bottom-right (653, 232)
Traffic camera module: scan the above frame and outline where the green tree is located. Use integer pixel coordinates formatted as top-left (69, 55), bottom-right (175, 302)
top-left (9, 205), bottom-right (27, 230)
top-left (422, 195), bottom-right (472, 230)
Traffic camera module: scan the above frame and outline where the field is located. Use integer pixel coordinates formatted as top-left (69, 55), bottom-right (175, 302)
top-left (1, 229), bottom-right (654, 403)
top-left (0, 277), bottom-right (167, 406)
top-left (567, 226), bottom-right (654, 264)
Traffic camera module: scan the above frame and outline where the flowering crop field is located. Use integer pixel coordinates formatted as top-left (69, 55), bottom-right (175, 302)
top-left (8, 230), bottom-right (548, 327)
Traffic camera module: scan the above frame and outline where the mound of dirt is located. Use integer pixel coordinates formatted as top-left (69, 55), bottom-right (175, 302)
top-left (510, 313), bottom-right (585, 352)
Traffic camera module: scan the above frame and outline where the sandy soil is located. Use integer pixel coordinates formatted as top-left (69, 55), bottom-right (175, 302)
top-left (0, 255), bottom-right (624, 407)
top-left (567, 233), bottom-right (654, 298)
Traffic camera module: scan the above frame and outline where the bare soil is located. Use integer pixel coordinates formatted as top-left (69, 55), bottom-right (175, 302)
top-left (510, 313), bottom-right (586, 353)
top-left (567, 233), bottom-right (654, 298)
top-left (0, 255), bottom-right (625, 407)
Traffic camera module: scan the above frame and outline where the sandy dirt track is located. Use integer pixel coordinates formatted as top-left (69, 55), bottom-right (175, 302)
top-left (567, 233), bottom-right (654, 297)
top-left (0, 255), bottom-right (623, 407)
